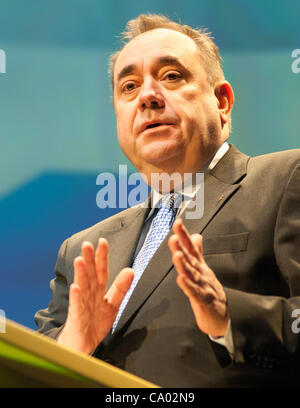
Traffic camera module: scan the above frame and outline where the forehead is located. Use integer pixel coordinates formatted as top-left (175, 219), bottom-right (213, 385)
top-left (114, 28), bottom-right (201, 78)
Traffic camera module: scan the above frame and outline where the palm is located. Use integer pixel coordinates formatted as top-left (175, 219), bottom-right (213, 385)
top-left (57, 239), bottom-right (134, 354)
top-left (169, 219), bottom-right (229, 338)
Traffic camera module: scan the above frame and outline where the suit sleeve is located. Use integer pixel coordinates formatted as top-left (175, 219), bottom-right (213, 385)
top-left (225, 161), bottom-right (300, 369)
top-left (34, 239), bottom-right (70, 340)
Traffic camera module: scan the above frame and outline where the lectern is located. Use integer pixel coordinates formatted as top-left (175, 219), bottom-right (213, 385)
top-left (0, 318), bottom-right (159, 388)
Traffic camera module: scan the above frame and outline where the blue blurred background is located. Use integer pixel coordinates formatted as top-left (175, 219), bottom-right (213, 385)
top-left (0, 0), bottom-right (299, 329)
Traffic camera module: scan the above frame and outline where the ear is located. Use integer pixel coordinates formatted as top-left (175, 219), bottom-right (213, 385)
top-left (214, 81), bottom-right (234, 126)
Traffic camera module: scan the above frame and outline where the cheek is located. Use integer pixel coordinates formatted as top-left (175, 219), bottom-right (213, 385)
top-left (116, 104), bottom-right (133, 139)
top-left (171, 87), bottom-right (205, 121)
top-left (180, 87), bottom-right (200, 102)
top-left (115, 105), bottom-right (138, 161)
top-left (179, 90), bottom-right (218, 125)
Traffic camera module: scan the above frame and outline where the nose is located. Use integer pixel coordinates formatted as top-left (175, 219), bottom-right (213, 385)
top-left (138, 77), bottom-right (165, 111)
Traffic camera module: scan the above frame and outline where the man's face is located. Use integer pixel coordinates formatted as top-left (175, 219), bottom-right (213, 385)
top-left (113, 28), bottom-right (226, 182)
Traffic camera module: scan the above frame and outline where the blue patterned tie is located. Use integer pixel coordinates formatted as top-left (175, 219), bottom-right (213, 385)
top-left (112, 192), bottom-right (181, 332)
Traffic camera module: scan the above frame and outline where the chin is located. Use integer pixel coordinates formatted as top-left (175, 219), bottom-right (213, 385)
top-left (140, 140), bottom-right (184, 166)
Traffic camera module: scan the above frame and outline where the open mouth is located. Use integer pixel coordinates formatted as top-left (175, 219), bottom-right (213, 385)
top-left (146, 123), bottom-right (164, 129)
top-left (144, 122), bottom-right (173, 131)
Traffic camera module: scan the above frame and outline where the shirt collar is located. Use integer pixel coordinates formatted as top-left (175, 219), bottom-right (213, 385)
top-left (146, 142), bottom-right (229, 220)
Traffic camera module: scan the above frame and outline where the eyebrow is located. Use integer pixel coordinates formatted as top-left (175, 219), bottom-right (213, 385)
top-left (117, 64), bottom-right (136, 83)
top-left (157, 56), bottom-right (187, 72)
top-left (116, 55), bottom-right (189, 84)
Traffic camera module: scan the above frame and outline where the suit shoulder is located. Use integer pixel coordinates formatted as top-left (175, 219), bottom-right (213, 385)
top-left (65, 204), bottom-right (145, 245)
top-left (250, 148), bottom-right (300, 171)
top-left (253, 148), bottom-right (300, 161)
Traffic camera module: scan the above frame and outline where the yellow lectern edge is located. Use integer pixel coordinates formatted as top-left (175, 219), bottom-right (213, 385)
top-left (0, 340), bottom-right (91, 384)
top-left (0, 319), bottom-right (159, 388)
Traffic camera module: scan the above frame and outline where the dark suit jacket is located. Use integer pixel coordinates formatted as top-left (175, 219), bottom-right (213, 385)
top-left (35, 144), bottom-right (300, 387)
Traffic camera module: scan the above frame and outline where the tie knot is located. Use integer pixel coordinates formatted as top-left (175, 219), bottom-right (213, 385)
top-left (159, 192), bottom-right (182, 212)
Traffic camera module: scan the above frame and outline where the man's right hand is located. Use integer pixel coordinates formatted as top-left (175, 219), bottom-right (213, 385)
top-left (57, 238), bottom-right (134, 354)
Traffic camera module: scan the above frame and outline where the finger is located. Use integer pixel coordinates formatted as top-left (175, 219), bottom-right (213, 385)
top-left (169, 235), bottom-right (203, 280)
top-left (68, 282), bottom-right (83, 317)
top-left (169, 228), bottom-right (200, 268)
top-left (81, 241), bottom-right (95, 263)
top-left (95, 238), bottom-right (109, 291)
top-left (176, 274), bottom-right (204, 303)
top-left (177, 238), bottom-right (199, 266)
top-left (173, 249), bottom-right (203, 284)
top-left (181, 257), bottom-right (202, 283)
top-left (191, 233), bottom-right (204, 259)
top-left (168, 234), bottom-right (181, 254)
top-left (81, 241), bottom-right (96, 291)
top-left (172, 250), bottom-right (194, 282)
top-left (173, 219), bottom-right (199, 258)
top-left (176, 275), bottom-right (194, 299)
top-left (73, 256), bottom-right (90, 292)
top-left (176, 275), bottom-right (205, 312)
top-left (171, 232), bottom-right (203, 276)
top-left (105, 268), bottom-right (134, 309)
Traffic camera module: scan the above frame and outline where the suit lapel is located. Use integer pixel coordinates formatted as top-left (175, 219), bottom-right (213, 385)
top-left (182, 173), bottom-right (241, 236)
top-left (104, 201), bottom-right (150, 289)
top-left (110, 145), bottom-right (250, 336)
top-left (183, 144), bottom-right (249, 236)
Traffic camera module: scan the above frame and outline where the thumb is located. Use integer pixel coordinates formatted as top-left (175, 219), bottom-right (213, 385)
top-left (105, 268), bottom-right (134, 307)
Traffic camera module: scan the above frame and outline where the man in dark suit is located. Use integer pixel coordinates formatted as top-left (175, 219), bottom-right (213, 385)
top-left (35, 14), bottom-right (300, 387)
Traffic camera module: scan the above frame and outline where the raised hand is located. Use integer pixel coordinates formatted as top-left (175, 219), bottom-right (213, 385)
top-left (57, 238), bottom-right (134, 354)
top-left (168, 219), bottom-right (229, 337)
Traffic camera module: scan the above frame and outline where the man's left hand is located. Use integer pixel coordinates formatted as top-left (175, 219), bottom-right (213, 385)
top-left (168, 219), bottom-right (229, 337)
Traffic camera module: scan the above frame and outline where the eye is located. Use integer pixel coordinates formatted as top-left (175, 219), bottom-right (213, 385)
top-left (121, 81), bottom-right (137, 93)
top-left (162, 71), bottom-right (182, 82)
